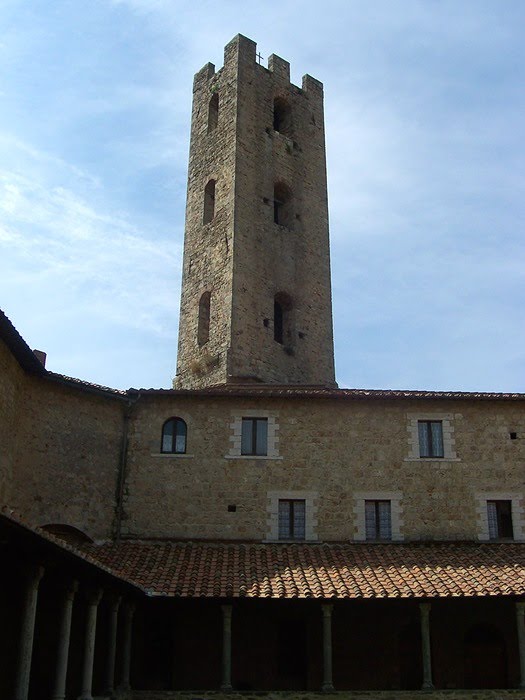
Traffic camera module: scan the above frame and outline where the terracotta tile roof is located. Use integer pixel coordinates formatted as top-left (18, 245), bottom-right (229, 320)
top-left (131, 385), bottom-right (525, 402)
top-left (0, 506), bottom-right (142, 591)
top-left (80, 541), bottom-right (525, 600)
top-left (47, 371), bottom-right (127, 397)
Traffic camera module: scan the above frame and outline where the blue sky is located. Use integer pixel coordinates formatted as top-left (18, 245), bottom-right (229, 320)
top-left (0, 1), bottom-right (524, 391)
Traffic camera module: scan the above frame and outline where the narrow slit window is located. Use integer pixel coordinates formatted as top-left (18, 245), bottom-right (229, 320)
top-left (198, 291), bottom-right (211, 346)
top-left (274, 300), bottom-right (283, 344)
top-left (273, 182), bottom-right (292, 229)
top-left (273, 292), bottom-right (293, 346)
top-left (203, 179), bottom-right (216, 224)
top-left (273, 97), bottom-right (291, 135)
top-left (207, 93), bottom-right (219, 133)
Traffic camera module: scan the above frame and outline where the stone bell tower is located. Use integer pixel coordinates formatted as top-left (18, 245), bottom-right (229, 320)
top-left (174, 35), bottom-right (336, 389)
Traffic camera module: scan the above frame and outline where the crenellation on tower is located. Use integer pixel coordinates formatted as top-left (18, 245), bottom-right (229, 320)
top-left (193, 61), bottom-right (216, 88)
top-left (175, 35), bottom-right (336, 389)
top-left (268, 54), bottom-right (291, 83)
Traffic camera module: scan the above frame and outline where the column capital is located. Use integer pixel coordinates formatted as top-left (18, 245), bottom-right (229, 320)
top-left (221, 603), bottom-right (233, 618)
top-left (25, 564), bottom-right (45, 587)
top-left (322, 603), bottom-right (334, 617)
top-left (123, 600), bottom-right (136, 618)
top-left (419, 602), bottom-right (431, 616)
top-left (86, 587), bottom-right (103, 606)
top-left (63, 579), bottom-right (79, 600)
top-left (106, 593), bottom-right (122, 611)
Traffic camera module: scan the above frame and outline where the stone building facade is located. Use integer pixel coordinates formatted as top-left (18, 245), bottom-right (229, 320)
top-left (1, 34), bottom-right (525, 700)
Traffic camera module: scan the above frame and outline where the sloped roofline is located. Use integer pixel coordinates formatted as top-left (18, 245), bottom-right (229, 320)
top-left (3, 307), bottom-right (525, 402)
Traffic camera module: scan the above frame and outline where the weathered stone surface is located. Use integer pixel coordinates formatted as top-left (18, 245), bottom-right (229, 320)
top-left (121, 393), bottom-right (525, 541)
top-left (0, 338), bottom-right (24, 504)
top-left (175, 34), bottom-right (336, 389)
top-left (5, 368), bottom-right (123, 540)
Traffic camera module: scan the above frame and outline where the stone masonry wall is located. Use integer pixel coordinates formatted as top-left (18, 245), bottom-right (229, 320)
top-left (8, 374), bottom-right (124, 540)
top-left (174, 39), bottom-right (240, 388)
top-left (122, 393), bottom-right (525, 541)
top-left (175, 35), bottom-right (336, 388)
top-left (0, 338), bottom-right (25, 504)
top-left (230, 41), bottom-right (335, 386)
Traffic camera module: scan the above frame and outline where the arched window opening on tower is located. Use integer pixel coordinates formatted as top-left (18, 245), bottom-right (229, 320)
top-left (274, 300), bottom-right (283, 344)
top-left (274, 292), bottom-right (293, 346)
top-left (203, 179), bottom-right (216, 224)
top-left (198, 291), bottom-right (211, 346)
top-left (208, 93), bottom-right (219, 133)
top-left (273, 182), bottom-right (292, 229)
top-left (273, 97), bottom-right (291, 135)
top-left (161, 417), bottom-right (187, 454)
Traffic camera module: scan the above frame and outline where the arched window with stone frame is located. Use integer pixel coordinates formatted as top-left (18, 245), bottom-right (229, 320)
top-left (161, 417), bottom-right (187, 454)
top-left (198, 291), bottom-right (211, 346)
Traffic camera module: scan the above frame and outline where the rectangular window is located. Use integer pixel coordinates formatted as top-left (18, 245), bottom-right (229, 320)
top-left (418, 420), bottom-right (444, 458)
top-left (241, 417), bottom-right (268, 456)
top-left (365, 500), bottom-right (392, 540)
top-left (487, 500), bottom-right (513, 539)
top-left (278, 499), bottom-right (306, 540)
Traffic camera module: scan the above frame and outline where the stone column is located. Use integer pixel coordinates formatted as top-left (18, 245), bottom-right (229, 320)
top-left (321, 604), bottom-right (334, 691)
top-left (221, 604), bottom-right (233, 691)
top-left (78, 588), bottom-right (102, 700)
top-left (118, 601), bottom-right (136, 692)
top-left (104, 594), bottom-right (121, 696)
top-left (52, 580), bottom-right (78, 700)
top-left (419, 602), bottom-right (434, 690)
top-left (516, 602), bottom-right (525, 689)
top-left (14, 565), bottom-right (45, 700)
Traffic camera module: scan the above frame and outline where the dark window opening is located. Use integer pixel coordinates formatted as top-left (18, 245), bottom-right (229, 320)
top-left (510, 431), bottom-right (518, 440)
top-left (203, 179), bottom-right (216, 224)
top-left (241, 417), bottom-right (268, 456)
top-left (273, 97), bottom-right (291, 136)
top-left (274, 300), bottom-right (283, 344)
top-left (197, 291), bottom-right (211, 346)
top-left (278, 499), bottom-right (306, 540)
top-left (161, 417), bottom-right (187, 454)
top-left (227, 505), bottom-right (237, 513)
top-left (207, 92), bottom-right (219, 133)
top-left (274, 292), bottom-right (293, 346)
top-left (365, 500), bottom-right (392, 540)
top-left (487, 500), bottom-right (513, 539)
top-left (273, 182), bottom-right (292, 228)
top-left (418, 420), bottom-right (444, 458)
